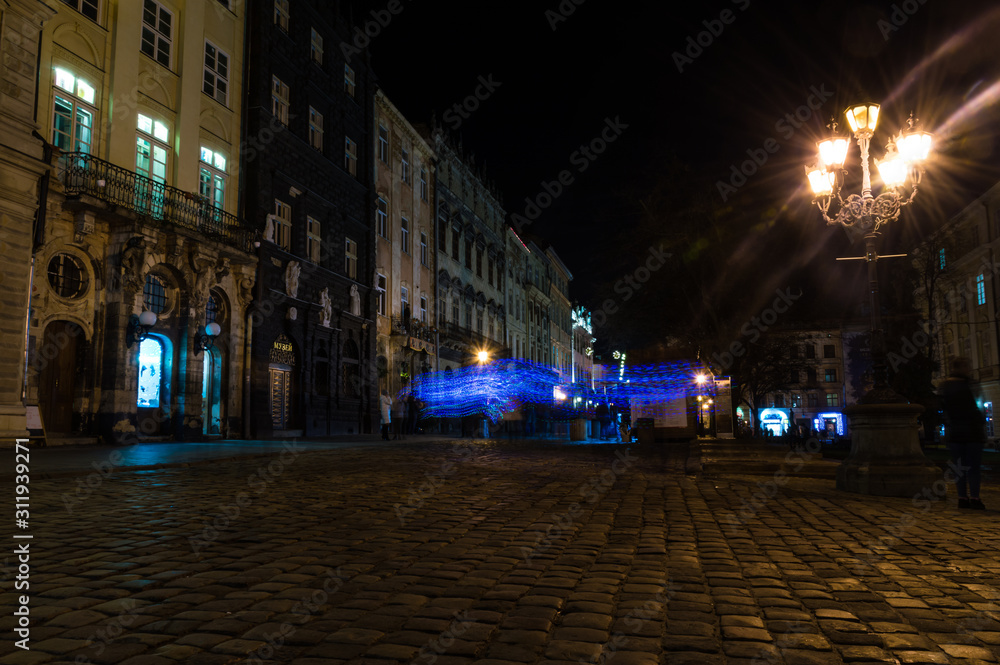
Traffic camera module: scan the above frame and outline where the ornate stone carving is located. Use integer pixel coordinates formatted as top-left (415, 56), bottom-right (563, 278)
top-left (319, 288), bottom-right (332, 328)
top-left (237, 275), bottom-right (254, 311)
top-left (264, 215), bottom-right (275, 243)
top-left (285, 261), bottom-right (301, 298)
top-left (190, 254), bottom-right (214, 311)
top-left (119, 237), bottom-right (146, 296)
top-left (287, 306), bottom-right (297, 321)
top-left (214, 257), bottom-right (231, 284)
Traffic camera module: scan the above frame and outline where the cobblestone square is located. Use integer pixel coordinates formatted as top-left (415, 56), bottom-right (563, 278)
top-left (3, 439), bottom-right (1000, 664)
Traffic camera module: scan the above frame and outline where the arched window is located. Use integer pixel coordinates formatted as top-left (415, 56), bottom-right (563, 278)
top-left (143, 275), bottom-right (167, 314)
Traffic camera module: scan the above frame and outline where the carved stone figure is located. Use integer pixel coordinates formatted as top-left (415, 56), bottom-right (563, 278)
top-left (214, 257), bottom-right (231, 284)
top-left (237, 275), bottom-right (254, 310)
top-left (287, 306), bottom-right (297, 321)
top-left (119, 238), bottom-right (146, 295)
top-left (191, 255), bottom-right (214, 310)
top-left (350, 284), bottom-right (361, 316)
top-left (285, 261), bottom-right (301, 298)
top-left (264, 215), bottom-right (275, 243)
top-left (319, 288), bottom-right (332, 328)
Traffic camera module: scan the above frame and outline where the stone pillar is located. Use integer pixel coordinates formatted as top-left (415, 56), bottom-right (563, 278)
top-left (0, 0), bottom-right (56, 439)
top-left (837, 403), bottom-right (941, 497)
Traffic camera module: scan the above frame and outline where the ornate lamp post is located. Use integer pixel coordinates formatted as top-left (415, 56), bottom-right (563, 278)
top-left (805, 103), bottom-right (939, 496)
top-left (806, 104), bottom-right (932, 402)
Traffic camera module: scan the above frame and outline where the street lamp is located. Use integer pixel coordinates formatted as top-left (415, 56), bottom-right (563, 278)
top-left (806, 107), bottom-right (932, 403)
top-left (194, 322), bottom-right (222, 355)
top-left (805, 103), bottom-right (940, 496)
top-left (126, 309), bottom-right (157, 348)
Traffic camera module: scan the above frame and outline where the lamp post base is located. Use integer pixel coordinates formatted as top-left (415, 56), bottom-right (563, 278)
top-left (837, 402), bottom-right (941, 497)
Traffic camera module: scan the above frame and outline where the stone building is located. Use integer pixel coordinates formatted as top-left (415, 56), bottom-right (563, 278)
top-left (0, 0), bottom-right (56, 440)
top-left (431, 130), bottom-right (507, 371)
top-left (374, 91), bottom-right (436, 397)
top-left (244, 0), bottom-right (377, 437)
top-left (27, 0), bottom-right (256, 444)
top-left (572, 305), bottom-right (595, 389)
top-left (504, 227), bottom-right (530, 361)
top-left (916, 180), bottom-right (1000, 438)
top-left (546, 246), bottom-right (573, 384)
top-left (523, 240), bottom-right (552, 366)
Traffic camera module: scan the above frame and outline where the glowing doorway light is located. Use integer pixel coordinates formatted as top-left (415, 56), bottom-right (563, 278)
top-left (137, 337), bottom-right (163, 407)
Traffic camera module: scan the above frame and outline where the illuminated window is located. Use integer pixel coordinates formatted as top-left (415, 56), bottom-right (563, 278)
top-left (825, 369), bottom-right (837, 382)
top-left (306, 217), bottom-right (321, 264)
top-left (143, 275), bottom-right (167, 314)
top-left (378, 124), bottom-right (388, 163)
top-left (52, 69), bottom-right (95, 156)
top-left (938, 247), bottom-right (946, 270)
top-left (203, 42), bottom-right (229, 105)
top-left (401, 217), bottom-right (410, 254)
top-left (199, 147), bottom-right (227, 213)
top-left (376, 274), bottom-right (386, 316)
top-left (345, 238), bottom-right (357, 280)
top-left (344, 64), bottom-right (356, 97)
top-left (401, 147), bottom-right (411, 185)
top-left (274, 0), bottom-right (289, 31)
top-left (136, 115), bottom-right (170, 216)
top-left (272, 76), bottom-right (289, 126)
top-left (345, 136), bottom-right (357, 176)
top-left (826, 393), bottom-right (840, 407)
top-left (310, 27), bottom-right (323, 64)
top-left (420, 167), bottom-right (428, 201)
top-left (309, 107), bottom-right (323, 151)
top-left (376, 198), bottom-right (388, 238)
top-left (140, 0), bottom-right (172, 68)
top-left (977, 273), bottom-right (986, 306)
top-left (61, 0), bottom-right (99, 22)
top-left (274, 199), bottom-right (291, 250)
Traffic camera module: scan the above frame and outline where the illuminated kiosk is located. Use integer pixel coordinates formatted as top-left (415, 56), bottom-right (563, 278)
top-left (758, 408), bottom-right (789, 437)
top-left (805, 103), bottom-right (939, 496)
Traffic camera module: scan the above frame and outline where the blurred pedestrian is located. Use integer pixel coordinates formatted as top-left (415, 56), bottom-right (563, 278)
top-left (940, 356), bottom-right (987, 509)
top-left (379, 392), bottom-right (392, 441)
top-left (392, 393), bottom-right (405, 440)
top-left (596, 401), bottom-right (610, 440)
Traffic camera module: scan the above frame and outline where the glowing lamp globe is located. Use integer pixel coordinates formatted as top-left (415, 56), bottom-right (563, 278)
top-left (876, 145), bottom-right (908, 188)
top-left (206, 322), bottom-right (222, 337)
top-left (817, 137), bottom-right (849, 168)
top-left (806, 165), bottom-right (835, 196)
top-left (845, 103), bottom-right (880, 134)
top-left (897, 129), bottom-right (932, 163)
top-left (138, 310), bottom-right (157, 327)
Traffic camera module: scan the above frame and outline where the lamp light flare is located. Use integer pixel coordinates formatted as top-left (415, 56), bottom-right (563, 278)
top-left (897, 130), bottom-right (932, 163)
top-left (806, 166), bottom-right (835, 195)
top-left (817, 137), bottom-right (849, 168)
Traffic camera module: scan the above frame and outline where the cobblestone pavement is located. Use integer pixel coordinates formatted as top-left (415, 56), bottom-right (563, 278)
top-left (3, 439), bottom-right (1000, 665)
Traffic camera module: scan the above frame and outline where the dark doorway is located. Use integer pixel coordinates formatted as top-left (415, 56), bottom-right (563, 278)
top-left (38, 321), bottom-right (81, 434)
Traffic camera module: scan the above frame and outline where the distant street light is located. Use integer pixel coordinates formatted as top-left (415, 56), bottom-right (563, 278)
top-left (806, 105), bottom-right (932, 402)
top-left (477, 350), bottom-right (489, 364)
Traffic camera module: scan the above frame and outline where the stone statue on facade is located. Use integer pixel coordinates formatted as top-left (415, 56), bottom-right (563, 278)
top-left (319, 288), bottom-right (332, 328)
top-left (264, 214), bottom-right (275, 243)
top-left (349, 284), bottom-right (361, 316)
top-left (119, 238), bottom-right (146, 295)
top-left (285, 261), bottom-right (301, 298)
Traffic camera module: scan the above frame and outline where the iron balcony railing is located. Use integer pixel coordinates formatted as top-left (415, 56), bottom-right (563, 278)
top-left (60, 152), bottom-right (255, 253)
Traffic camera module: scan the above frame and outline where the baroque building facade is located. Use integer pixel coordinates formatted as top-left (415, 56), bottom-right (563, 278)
top-left (546, 246), bottom-right (573, 384)
top-left (504, 227), bottom-right (530, 361)
top-left (245, 0), bottom-right (377, 437)
top-left (374, 91), bottom-right (436, 397)
top-left (27, 0), bottom-right (256, 444)
top-left (431, 131), bottom-right (507, 370)
top-left (0, 0), bottom-right (55, 440)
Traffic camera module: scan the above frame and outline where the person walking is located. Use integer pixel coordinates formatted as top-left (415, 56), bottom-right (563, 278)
top-left (940, 356), bottom-right (987, 509)
top-left (379, 392), bottom-right (392, 441)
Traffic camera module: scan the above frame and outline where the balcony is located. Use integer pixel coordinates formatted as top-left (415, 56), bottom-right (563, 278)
top-left (59, 152), bottom-right (256, 253)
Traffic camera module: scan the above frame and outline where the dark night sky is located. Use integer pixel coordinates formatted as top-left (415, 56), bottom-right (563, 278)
top-left (354, 0), bottom-right (1000, 332)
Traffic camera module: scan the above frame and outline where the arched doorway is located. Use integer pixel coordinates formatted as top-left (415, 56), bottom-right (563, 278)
top-left (137, 335), bottom-right (171, 435)
top-left (38, 321), bottom-right (83, 434)
top-left (202, 348), bottom-right (222, 435)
